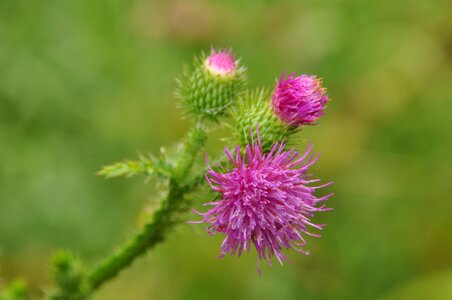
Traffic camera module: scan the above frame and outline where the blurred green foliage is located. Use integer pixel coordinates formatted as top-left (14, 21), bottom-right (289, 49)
top-left (1, 0), bottom-right (451, 299)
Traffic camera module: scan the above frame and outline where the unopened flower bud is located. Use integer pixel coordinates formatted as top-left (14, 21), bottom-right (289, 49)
top-left (177, 48), bottom-right (246, 122)
top-left (231, 89), bottom-right (294, 152)
top-left (50, 251), bottom-right (86, 293)
top-left (272, 73), bottom-right (329, 126)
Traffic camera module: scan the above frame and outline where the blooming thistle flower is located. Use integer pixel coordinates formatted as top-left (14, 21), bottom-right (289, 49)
top-left (272, 73), bottom-right (329, 126)
top-left (193, 139), bottom-right (332, 272)
top-left (205, 49), bottom-right (237, 77)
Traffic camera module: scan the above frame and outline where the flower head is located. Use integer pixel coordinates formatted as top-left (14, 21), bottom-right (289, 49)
top-left (194, 140), bottom-right (332, 271)
top-left (177, 48), bottom-right (245, 121)
top-left (272, 73), bottom-right (329, 126)
top-left (205, 49), bottom-right (237, 76)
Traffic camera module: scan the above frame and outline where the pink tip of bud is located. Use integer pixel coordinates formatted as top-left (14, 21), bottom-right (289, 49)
top-left (205, 49), bottom-right (236, 76)
top-left (272, 73), bottom-right (329, 126)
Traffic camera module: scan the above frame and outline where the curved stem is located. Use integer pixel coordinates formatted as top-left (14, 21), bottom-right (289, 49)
top-left (46, 123), bottom-right (207, 300)
top-left (87, 179), bottom-right (186, 292)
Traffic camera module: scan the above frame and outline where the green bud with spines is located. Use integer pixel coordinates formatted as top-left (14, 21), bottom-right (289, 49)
top-left (230, 88), bottom-right (297, 152)
top-left (48, 251), bottom-right (87, 299)
top-left (0, 280), bottom-right (29, 300)
top-left (177, 49), bottom-right (246, 122)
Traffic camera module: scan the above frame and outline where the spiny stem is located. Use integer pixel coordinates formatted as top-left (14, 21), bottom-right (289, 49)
top-left (87, 179), bottom-right (186, 292)
top-left (45, 123), bottom-right (207, 300)
top-left (173, 121), bottom-right (207, 182)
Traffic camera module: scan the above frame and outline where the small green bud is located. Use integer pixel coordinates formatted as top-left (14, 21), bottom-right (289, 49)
top-left (177, 49), bottom-right (246, 122)
top-left (49, 251), bottom-right (86, 296)
top-left (230, 89), bottom-right (297, 152)
top-left (0, 280), bottom-right (29, 300)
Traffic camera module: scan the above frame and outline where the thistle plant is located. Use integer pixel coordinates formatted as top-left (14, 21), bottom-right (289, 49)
top-left (0, 48), bottom-right (332, 299)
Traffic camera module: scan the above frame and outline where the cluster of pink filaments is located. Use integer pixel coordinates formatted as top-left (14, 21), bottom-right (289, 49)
top-left (193, 141), bottom-right (332, 271)
top-left (272, 73), bottom-right (329, 126)
top-left (205, 49), bottom-right (237, 76)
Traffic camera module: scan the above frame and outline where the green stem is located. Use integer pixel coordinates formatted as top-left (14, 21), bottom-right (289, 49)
top-left (87, 179), bottom-right (186, 291)
top-left (173, 121), bottom-right (207, 183)
top-left (46, 123), bottom-right (207, 300)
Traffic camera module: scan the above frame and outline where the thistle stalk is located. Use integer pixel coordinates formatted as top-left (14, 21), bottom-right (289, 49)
top-left (45, 123), bottom-right (207, 300)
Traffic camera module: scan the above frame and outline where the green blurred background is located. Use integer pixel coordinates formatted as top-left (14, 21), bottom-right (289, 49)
top-left (1, 0), bottom-right (451, 299)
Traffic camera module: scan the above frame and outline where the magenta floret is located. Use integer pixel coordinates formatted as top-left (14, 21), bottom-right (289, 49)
top-left (194, 140), bottom-right (332, 271)
top-left (272, 73), bottom-right (329, 126)
top-left (205, 49), bottom-right (236, 76)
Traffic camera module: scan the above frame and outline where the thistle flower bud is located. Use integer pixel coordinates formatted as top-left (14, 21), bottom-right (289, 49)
top-left (272, 73), bottom-right (329, 126)
top-left (0, 280), bottom-right (28, 300)
top-left (231, 89), bottom-right (295, 152)
top-left (50, 251), bottom-right (86, 294)
top-left (177, 48), bottom-right (246, 122)
top-left (205, 49), bottom-right (236, 77)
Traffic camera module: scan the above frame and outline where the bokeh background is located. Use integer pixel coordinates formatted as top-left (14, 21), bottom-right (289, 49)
top-left (1, 0), bottom-right (451, 299)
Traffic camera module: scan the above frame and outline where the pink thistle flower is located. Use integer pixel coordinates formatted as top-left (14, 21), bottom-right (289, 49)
top-left (205, 49), bottom-right (237, 76)
top-left (193, 140), bottom-right (332, 272)
top-left (272, 73), bottom-right (329, 126)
